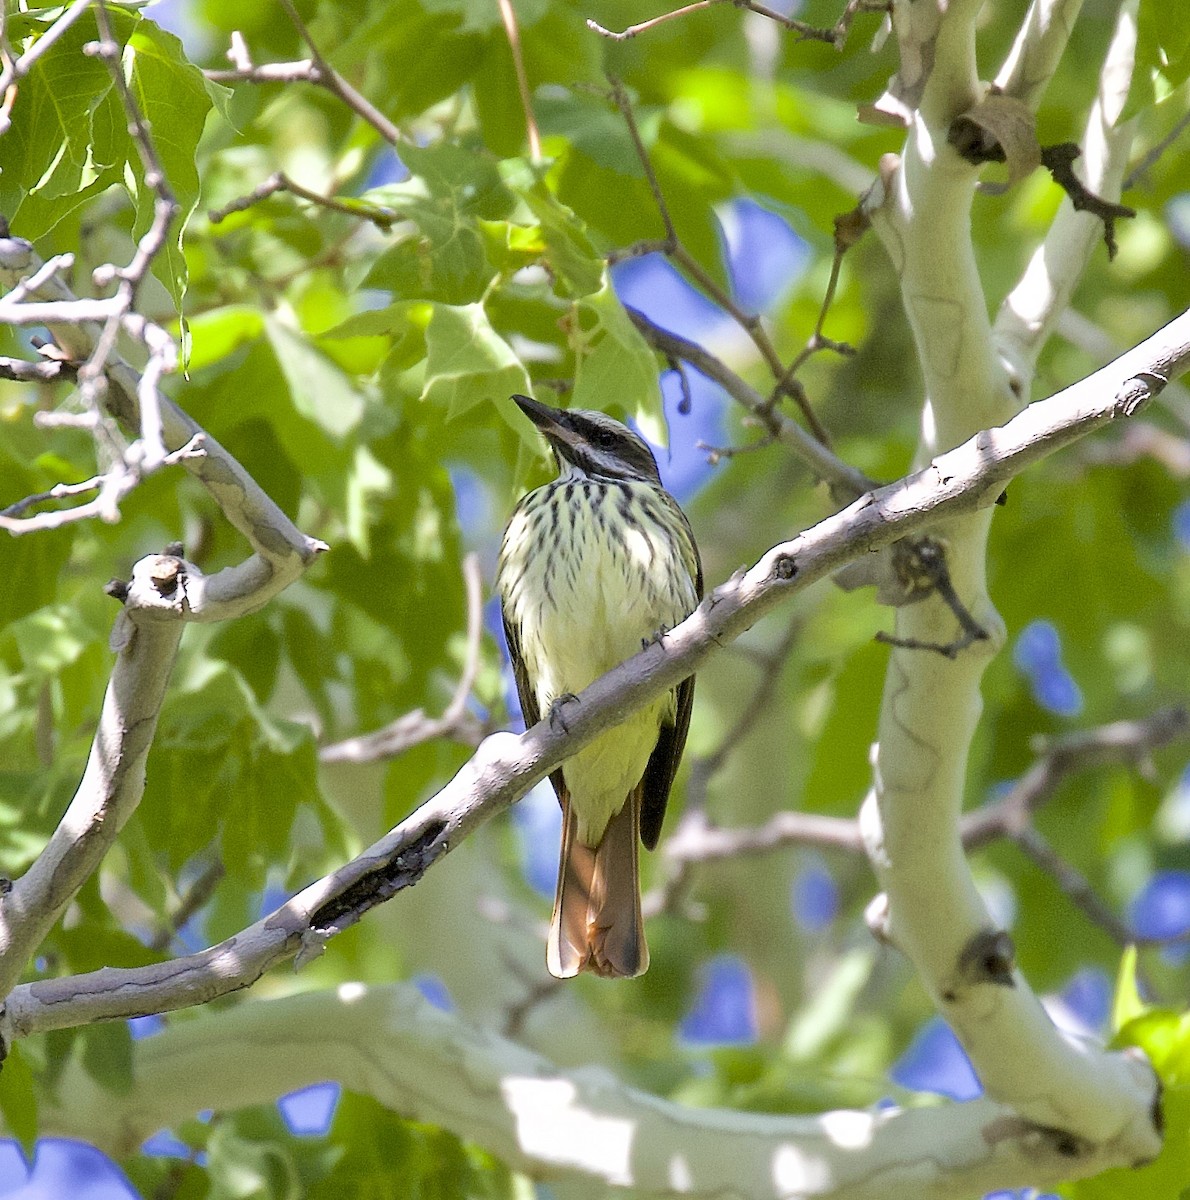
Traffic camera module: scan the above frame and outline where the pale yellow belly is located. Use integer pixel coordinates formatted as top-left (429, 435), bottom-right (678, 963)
top-left (499, 480), bottom-right (698, 845)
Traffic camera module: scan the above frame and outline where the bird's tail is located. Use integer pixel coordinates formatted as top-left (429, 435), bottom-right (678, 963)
top-left (548, 785), bottom-right (648, 979)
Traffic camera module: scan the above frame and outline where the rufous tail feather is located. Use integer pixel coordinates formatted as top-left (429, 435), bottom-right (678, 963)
top-left (547, 786), bottom-right (648, 979)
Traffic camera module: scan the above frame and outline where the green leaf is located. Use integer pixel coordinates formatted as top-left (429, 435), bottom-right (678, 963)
top-left (320, 304), bottom-right (414, 340)
top-left (420, 302), bottom-right (531, 427)
top-left (307, 1093), bottom-right (513, 1200)
top-left (0, 1043), bottom-right (38, 1159)
top-left (537, 89), bottom-right (645, 173)
top-left (0, 10), bottom-right (116, 235)
top-left (337, 5), bottom-right (489, 121)
top-left (54, 925), bottom-right (163, 974)
top-left (264, 317), bottom-right (366, 440)
top-left (206, 1122), bottom-right (303, 1200)
top-left (7, 605), bottom-right (95, 676)
top-left (143, 661), bottom-right (320, 874)
top-left (1111, 945), bottom-right (1147, 1032)
top-left (80, 1022), bottom-right (135, 1097)
top-left (519, 183), bottom-right (605, 298)
top-left (362, 141), bottom-right (515, 304)
top-left (123, 19), bottom-right (218, 307)
top-left (1115, 1009), bottom-right (1190, 1081)
top-left (183, 305), bottom-right (265, 372)
top-left (1125, 0), bottom-right (1190, 118)
top-left (571, 275), bottom-right (663, 424)
top-left (0, 507), bottom-right (75, 628)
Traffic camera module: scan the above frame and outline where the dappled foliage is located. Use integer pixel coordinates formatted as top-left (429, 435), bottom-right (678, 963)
top-left (0, 0), bottom-right (1189, 1195)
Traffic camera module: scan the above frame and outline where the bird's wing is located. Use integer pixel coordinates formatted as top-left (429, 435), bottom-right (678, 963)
top-left (503, 609), bottom-right (567, 804)
top-left (639, 499), bottom-right (703, 851)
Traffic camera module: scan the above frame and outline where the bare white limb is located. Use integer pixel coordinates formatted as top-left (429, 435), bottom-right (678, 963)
top-left (0, 235), bottom-right (326, 588)
top-left (0, 553), bottom-right (187, 998)
top-left (0, 437), bottom-right (203, 534)
top-left (1057, 306), bottom-right (1190, 427)
top-left (866, 21), bottom-right (1015, 448)
top-left (995, 0), bottom-right (1140, 388)
top-left (23, 985), bottom-right (1155, 1197)
top-left (3, 306), bottom-right (1186, 1067)
top-left (860, 0), bottom-right (1153, 1155)
top-left (995, 0), bottom-right (1087, 108)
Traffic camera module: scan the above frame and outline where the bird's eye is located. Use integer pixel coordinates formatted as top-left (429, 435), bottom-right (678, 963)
top-left (593, 428), bottom-right (617, 449)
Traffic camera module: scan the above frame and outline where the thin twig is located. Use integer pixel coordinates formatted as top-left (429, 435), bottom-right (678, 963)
top-left (646, 617), bottom-right (805, 915)
top-left (85, 2), bottom-right (180, 475)
top-left (205, 59), bottom-right (319, 84)
top-left (767, 204), bottom-right (866, 407)
top-left (626, 306), bottom-right (874, 498)
top-left (606, 79), bottom-right (835, 445)
top-left (608, 78), bottom-right (676, 243)
top-left (1040, 142), bottom-right (1136, 261)
top-left (873, 536), bottom-right (989, 659)
top-left (0, 0), bottom-right (95, 135)
top-left (0, 356), bottom-right (78, 384)
top-left (1124, 108), bottom-right (1190, 190)
top-left (443, 553), bottom-right (485, 724)
top-left (320, 553), bottom-right (492, 764)
top-left (1, 252), bottom-right (75, 306)
top-left (588, 0), bottom-right (719, 42)
top-left (0, 436), bottom-right (205, 535)
top-left (275, 0), bottom-right (402, 146)
top-left (961, 707), bottom-right (1190, 849)
top-left (1, 475), bottom-right (105, 520)
top-left (208, 171), bottom-right (401, 229)
top-left (694, 617), bottom-right (802, 794)
top-left (148, 860), bottom-right (226, 954)
top-left (496, 0), bottom-right (540, 161)
top-left (697, 427), bottom-right (776, 465)
top-left (646, 706), bottom-right (1190, 938)
top-left (589, 0), bottom-right (889, 48)
top-left (1080, 422), bottom-right (1190, 477)
top-left (1012, 827), bottom-right (1139, 946)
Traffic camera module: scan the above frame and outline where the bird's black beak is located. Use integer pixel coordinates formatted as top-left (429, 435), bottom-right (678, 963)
top-left (513, 394), bottom-right (582, 455)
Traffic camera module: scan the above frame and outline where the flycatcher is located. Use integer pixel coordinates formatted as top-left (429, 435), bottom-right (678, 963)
top-left (497, 395), bottom-right (702, 978)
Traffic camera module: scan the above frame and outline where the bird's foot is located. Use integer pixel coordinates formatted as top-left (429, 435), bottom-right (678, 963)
top-left (641, 624), bottom-right (671, 651)
top-left (548, 693), bottom-right (580, 733)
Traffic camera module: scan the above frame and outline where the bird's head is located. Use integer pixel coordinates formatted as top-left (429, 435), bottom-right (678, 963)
top-left (512, 394), bottom-right (662, 485)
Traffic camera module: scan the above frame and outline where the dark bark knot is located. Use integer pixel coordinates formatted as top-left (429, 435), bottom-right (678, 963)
top-left (960, 928), bottom-right (1016, 987)
top-left (309, 820), bottom-right (448, 932)
top-left (772, 555), bottom-right (797, 581)
top-left (149, 554), bottom-right (184, 597)
top-left (1032, 1123), bottom-right (1090, 1159)
top-left (944, 929), bottom-right (1016, 1000)
top-left (1116, 373), bottom-right (1163, 418)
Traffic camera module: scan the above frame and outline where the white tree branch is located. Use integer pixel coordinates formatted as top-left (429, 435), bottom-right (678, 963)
top-left (858, 0), bottom-right (1154, 1158)
top-left (995, 0), bottom-right (1087, 108)
top-left (35, 985), bottom-right (1160, 1198)
top-left (0, 233), bottom-right (326, 594)
top-left (0, 230), bottom-right (328, 993)
top-left (2, 307), bottom-right (1186, 1069)
top-left (0, 555), bottom-right (187, 997)
top-left (995, 0), bottom-right (1139, 388)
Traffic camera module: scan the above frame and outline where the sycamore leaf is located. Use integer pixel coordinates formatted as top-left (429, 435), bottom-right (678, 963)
top-left (420, 303), bottom-right (532, 433)
top-left (0, 1044), bottom-right (38, 1160)
top-left (123, 18), bottom-right (219, 308)
top-left (362, 141), bottom-right (514, 304)
top-left (571, 275), bottom-right (663, 428)
top-left (265, 317), bottom-right (366, 440)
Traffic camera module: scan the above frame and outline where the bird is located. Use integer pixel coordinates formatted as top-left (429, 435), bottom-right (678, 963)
top-left (497, 394), bottom-right (702, 979)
